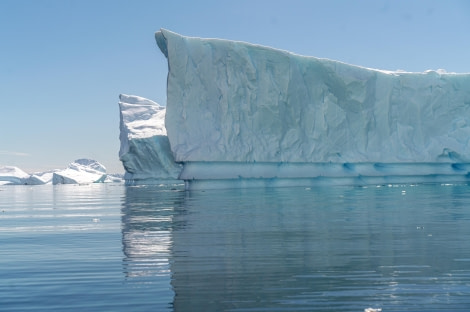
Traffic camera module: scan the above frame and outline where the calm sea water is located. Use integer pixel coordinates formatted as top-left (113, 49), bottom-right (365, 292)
top-left (1, 182), bottom-right (470, 311)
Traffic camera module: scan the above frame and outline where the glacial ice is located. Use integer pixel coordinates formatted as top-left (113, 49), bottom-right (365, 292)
top-left (121, 29), bottom-right (470, 188)
top-left (0, 159), bottom-right (116, 185)
top-left (52, 159), bottom-right (107, 184)
top-left (118, 94), bottom-right (181, 182)
top-left (0, 166), bottom-right (32, 185)
top-left (156, 29), bottom-right (470, 164)
top-left (0, 166), bottom-right (52, 185)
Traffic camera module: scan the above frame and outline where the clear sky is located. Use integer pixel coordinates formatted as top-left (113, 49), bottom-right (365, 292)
top-left (1, 0), bottom-right (469, 173)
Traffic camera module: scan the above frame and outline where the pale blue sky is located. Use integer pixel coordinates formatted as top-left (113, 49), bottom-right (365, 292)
top-left (1, 0), bottom-right (469, 173)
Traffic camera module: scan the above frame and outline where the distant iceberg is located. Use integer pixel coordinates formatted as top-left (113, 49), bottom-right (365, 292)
top-left (0, 159), bottom-right (120, 185)
top-left (0, 166), bottom-right (52, 185)
top-left (119, 29), bottom-right (470, 189)
top-left (0, 166), bottom-right (33, 185)
top-left (52, 159), bottom-right (107, 185)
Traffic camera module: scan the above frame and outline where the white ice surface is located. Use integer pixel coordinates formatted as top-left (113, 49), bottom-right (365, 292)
top-left (118, 94), bottom-right (166, 140)
top-left (52, 158), bottom-right (107, 185)
top-left (1, 160), bottom-right (121, 185)
top-left (156, 29), bottom-right (470, 164)
top-left (31, 170), bottom-right (57, 184)
top-left (0, 166), bottom-right (49, 185)
top-left (118, 94), bottom-right (181, 181)
top-left (0, 166), bottom-right (31, 185)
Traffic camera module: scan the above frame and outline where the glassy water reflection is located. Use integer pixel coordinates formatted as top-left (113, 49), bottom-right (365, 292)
top-left (121, 184), bottom-right (470, 311)
top-left (2, 183), bottom-right (470, 311)
top-left (121, 185), bottom-right (185, 311)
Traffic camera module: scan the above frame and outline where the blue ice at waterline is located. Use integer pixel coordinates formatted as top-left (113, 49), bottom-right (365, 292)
top-left (119, 29), bottom-right (470, 189)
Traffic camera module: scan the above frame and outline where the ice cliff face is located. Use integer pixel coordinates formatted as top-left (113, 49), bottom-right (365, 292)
top-left (119, 94), bottom-right (181, 182)
top-left (156, 29), bottom-right (470, 164)
top-left (118, 29), bottom-right (470, 188)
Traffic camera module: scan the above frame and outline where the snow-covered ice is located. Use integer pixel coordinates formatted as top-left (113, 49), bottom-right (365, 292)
top-left (121, 29), bottom-right (470, 188)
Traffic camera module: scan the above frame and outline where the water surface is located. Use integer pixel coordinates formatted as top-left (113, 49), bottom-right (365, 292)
top-left (1, 183), bottom-right (470, 311)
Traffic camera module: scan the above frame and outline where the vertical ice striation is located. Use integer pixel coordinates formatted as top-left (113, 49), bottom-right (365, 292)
top-left (117, 29), bottom-right (470, 188)
top-left (156, 29), bottom-right (470, 164)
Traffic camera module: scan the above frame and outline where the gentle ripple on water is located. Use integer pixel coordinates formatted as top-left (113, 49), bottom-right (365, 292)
top-left (1, 183), bottom-right (470, 311)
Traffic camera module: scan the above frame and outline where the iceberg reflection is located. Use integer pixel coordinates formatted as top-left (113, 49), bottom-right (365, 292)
top-left (121, 185), bottom-right (185, 280)
top-left (121, 184), bottom-right (470, 311)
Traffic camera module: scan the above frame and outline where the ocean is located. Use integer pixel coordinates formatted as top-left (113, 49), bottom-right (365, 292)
top-left (1, 182), bottom-right (470, 311)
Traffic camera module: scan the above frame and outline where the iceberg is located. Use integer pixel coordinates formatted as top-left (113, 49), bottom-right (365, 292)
top-left (118, 94), bottom-right (181, 183)
top-left (0, 166), bottom-right (49, 185)
top-left (0, 159), bottom-right (121, 186)
top-left (0, 166), bottom-right (31, 185)
top-left (52, 159), bottom-right (107, 185)
top-left (105, 173), bottom-right (125, 183)
top-left (121, 29), bottom-right (470, 189)
top-left (32, 170), bottom-right (57, 184)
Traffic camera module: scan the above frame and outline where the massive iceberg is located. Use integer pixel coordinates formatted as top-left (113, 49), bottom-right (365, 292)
top-left (120, 29), bottom-right (470, 188)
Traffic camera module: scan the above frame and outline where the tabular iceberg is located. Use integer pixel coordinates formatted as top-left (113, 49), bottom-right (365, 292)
top-left (121, 29), bottom-right (470, 188)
